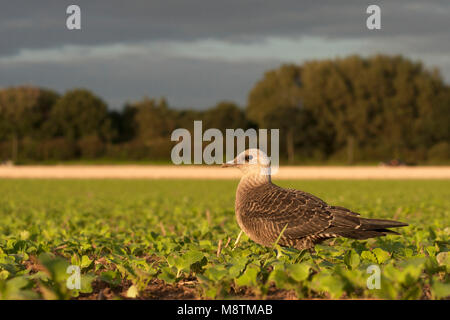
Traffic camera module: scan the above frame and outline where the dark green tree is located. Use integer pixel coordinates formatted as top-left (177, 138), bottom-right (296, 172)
top-left (247, 64), bottom-right (305, 163)
top-left (301, 55), bottom-right (449, 163)
top-left (0, 86), bottom-right (59, 161)
top-left (47, 89), bottom-right (110, 140)
top-left (204, 101), bottom-right (249, 131)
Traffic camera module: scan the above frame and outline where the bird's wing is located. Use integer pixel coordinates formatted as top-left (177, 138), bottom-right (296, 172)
top-left (239, 186), bottom-right (342, 239)
top-left (239, 184), bottom-right (405, 241)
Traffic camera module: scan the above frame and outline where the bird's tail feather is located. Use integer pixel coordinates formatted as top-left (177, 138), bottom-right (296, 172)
top-left (336, 230), bottom-right (389, 239)
top-left (326, 215), bottom-right (408, 240)
top-left (359, 218), bottom-right (408, 230)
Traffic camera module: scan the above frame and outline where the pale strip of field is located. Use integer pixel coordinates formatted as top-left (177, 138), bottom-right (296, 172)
top-left (0, 165), bottom-right (449, 179)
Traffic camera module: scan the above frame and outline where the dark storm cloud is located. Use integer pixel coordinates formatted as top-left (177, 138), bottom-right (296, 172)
top-left (0, 52), bottom-right (274, 109)
top-left (1, 0), bottom-right (449, 55)
top-left (0, 1), bottom-right (449, 109)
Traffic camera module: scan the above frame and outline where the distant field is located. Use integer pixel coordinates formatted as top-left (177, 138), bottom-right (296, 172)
top-left (0, 179), bottom-right (448, 299)
top-left (1, 165), bottom-right (450, 179)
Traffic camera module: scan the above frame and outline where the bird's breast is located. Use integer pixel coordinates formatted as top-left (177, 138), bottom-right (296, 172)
top-left (234, 181), bottom-right (276, 247)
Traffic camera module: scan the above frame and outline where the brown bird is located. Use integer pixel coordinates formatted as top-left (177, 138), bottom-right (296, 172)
top-left (222, 149), bottom-right (408, 251)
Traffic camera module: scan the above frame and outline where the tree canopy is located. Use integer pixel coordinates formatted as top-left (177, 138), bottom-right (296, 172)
top-left (0, 55), bottom-right (448, 164)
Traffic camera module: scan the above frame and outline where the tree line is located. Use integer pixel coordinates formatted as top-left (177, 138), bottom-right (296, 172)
top-left (0, 54), bottom-right (449, 164)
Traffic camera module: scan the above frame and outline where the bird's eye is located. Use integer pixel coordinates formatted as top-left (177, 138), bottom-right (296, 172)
top-left (244, 155), bottom-right (253, 162)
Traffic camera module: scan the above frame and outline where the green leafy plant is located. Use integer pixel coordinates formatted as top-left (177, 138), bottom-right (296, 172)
top-left (0, 179), bottom-right (448, 300)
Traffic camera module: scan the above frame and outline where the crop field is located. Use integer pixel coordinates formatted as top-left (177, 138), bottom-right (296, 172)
top-left (0, 179), bottom-right (448, 300)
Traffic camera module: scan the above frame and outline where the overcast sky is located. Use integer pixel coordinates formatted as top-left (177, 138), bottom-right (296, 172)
top-left (0, 1), bottom-right (449, 109)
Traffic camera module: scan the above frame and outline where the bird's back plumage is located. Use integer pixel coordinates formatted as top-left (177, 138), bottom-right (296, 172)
top-left (235, 177), bottom-right (407, 250)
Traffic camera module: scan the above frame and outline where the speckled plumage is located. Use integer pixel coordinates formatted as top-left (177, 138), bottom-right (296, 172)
top-left (224, 149), bottom-right (408, 250)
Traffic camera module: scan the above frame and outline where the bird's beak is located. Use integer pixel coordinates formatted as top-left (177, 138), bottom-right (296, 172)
top-left (221, 159), bottom-right (236, 168)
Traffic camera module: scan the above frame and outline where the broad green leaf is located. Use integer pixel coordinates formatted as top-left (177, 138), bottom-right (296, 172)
top-left (204, 266), bottom-right (227, 282)
top-left (100, 270), bottom-right (121, 286)
top-left (431, 281), bottom-right (450, 299)
top-left (361, 250), bottom-right (377, 263)
top-left (286, 264), bottom-right (310, 282)
top-left (268, 267), bottom-right (290, 289)
top-left (80, 255), bottom-right (93, 269)
top-left (183, 250), bottom-right (205, 267)
top-left (311, 273), bottom-right (345, 299)
top-left (235, 265), bottom-right (258, 287)
top-left (344, 249), bottom-right (360, 269)
top-left (372, 248), bottom-right (390, 264)
top-left (158, 267), bottom-right (176, 284)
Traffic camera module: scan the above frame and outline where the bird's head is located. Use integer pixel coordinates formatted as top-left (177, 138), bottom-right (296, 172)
top-left (222, 148), bottom-right (271, 177)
